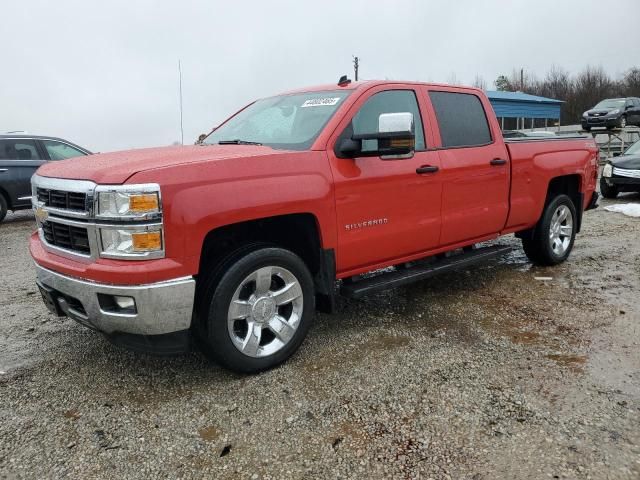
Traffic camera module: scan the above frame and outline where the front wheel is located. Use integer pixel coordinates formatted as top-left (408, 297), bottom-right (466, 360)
top-left (522, 194), bottom-right (577, 266)
top-left (619, 115), bottom-right (627, 129)
top-left (196, 246), bottom-right (315, 373)
top-left (0, 195), bottom-right (7, 222)
top-left (600, 177), bottom-right (619, 199)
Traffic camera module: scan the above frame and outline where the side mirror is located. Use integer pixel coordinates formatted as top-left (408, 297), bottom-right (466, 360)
top-left (613, 151), bottom-right (622, 157)
top-left (337, 112), bottom-right (415, 159)
top-left (625, 105), bottom-right (633, 110)
top-left (196, 133), bottom-right (207, 145)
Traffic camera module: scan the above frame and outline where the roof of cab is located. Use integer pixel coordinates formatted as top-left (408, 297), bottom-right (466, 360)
top-left (278, 80), bottom-right (483, 96)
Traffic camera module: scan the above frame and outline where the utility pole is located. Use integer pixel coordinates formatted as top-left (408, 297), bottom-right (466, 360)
top-left (178, 60), bottom-right (184, 145)
top-left (520, 68), bottom-right (524, 91)
top-left (353, 56), bottom-right (359, 81)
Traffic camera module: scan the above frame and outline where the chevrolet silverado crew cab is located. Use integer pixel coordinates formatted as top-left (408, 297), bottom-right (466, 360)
top-left (30, 79), bottom-right (599, 373)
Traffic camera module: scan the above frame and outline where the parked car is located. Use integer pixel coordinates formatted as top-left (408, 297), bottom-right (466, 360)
top-left (581, 97), bottom-right (640, 131)
top-left (30, 80), bottom-right (599, 373)
top-left (600, 139), bottom-right (640, 198)
top-left (0, 135), bottom-right (90, 222)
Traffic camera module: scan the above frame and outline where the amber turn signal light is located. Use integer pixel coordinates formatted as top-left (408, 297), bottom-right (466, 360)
top-left (132, 231), bottom-right (162, 251)
top-left (129, 194), bottom-right (159, 213)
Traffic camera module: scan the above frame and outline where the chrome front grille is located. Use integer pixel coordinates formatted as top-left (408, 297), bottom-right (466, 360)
top-left (613, 167), bottom-right (640, 179)
top-left (36, 187), bottom-right (87, 211)
top-left (41, 221), bottom-right (91, 255)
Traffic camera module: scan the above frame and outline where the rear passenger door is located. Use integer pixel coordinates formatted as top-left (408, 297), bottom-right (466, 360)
top-left (0, 139), bottom-right (45, 207)
top-left (424, 89), bottom-right (510, 246)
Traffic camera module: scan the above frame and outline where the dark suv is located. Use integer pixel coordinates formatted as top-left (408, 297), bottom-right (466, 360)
top-left (582, 97), bottom-right (640, 131)
top-left (0, 135), bottom-right (90, 222)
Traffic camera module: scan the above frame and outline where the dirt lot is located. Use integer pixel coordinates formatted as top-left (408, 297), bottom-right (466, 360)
top-left (1, 197), bottom-right (639, 479)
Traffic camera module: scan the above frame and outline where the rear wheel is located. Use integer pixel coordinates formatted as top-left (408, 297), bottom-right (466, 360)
top-left (196, 246), bottom-right (315, 373)
top-left (522, 194), bottom-right (577, 266)
top-left (600, 177), bottom-right (619, 199)
top-left (0, 194), bottom-right (8, 223)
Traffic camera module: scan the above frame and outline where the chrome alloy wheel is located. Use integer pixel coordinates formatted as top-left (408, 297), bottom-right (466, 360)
top-left (548, 205), bottom-right (573, 256)
top-left (227, 266), bottom-right (303, 358)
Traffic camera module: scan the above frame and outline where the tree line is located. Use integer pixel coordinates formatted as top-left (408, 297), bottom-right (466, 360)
top-left (488, 66), bottom-right (640, 125)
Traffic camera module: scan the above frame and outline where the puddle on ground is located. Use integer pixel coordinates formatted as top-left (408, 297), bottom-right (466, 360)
top-left (63, 409), bottom-right (81, 420)
top-left (198, 425), bottom-right (220, 442)
top-left (545, 354), bottom-right (588, 373)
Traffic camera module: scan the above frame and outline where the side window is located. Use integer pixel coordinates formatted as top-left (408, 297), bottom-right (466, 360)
top-left (42, 140), bottom-right (87, 160)
top-left (429, 91), bottom-right (492, 148)
top-left (350, 90), bottom-right (426, 152)
top-left (0, 139), bottom-right (41, 160)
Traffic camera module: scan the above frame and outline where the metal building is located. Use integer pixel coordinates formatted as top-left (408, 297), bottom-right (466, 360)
top-left (486, 91), bottom-right (563, 130)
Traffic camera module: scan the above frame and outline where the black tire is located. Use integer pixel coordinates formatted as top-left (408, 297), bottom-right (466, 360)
top-left (619, 115), bottom-right (627, 129)
top-left (195, 245), bottom-right (315, 373)
top-left (522, 194), bottom-right (577, 266)
top-left (599, 177), bottom-right (619, 199)
top-left (0, 194), bottom-right (8, 223)
top-left (583, 125), bottom-right (591, 132)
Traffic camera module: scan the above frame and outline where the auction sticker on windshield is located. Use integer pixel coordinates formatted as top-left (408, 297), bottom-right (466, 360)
top-left (301, 97), bottom-right (341, 107)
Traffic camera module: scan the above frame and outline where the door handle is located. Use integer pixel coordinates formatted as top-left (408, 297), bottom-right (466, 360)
top-left (490, 158), bottom-right (507, 166)
top-left (416, 165), bottom-right (439, 174)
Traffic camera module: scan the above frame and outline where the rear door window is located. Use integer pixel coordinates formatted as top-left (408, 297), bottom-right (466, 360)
top-left (428, 91), bottom-right (492, 148)
top-left (0, 139), bottom-right (41, 160)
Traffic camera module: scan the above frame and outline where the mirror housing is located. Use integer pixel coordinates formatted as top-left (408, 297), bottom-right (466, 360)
top-left (613, 151), bottom-right (622, 157)
top-left (337, 112), bottom-right (415, 159)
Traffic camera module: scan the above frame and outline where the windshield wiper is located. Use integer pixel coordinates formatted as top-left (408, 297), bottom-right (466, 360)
top-left (218, 139), bottom-right (263, 146)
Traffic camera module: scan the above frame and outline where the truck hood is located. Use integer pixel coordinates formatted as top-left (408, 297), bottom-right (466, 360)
top-left (36, 144), bottom-right (289, 184)
top-left (612, 154), bottom-right (640, 170)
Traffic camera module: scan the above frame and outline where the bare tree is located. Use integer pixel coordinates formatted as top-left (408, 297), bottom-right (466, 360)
top-left (472, 74), bottom-right (487, 91)
top-left (446, 72), bottom-right (461, 86)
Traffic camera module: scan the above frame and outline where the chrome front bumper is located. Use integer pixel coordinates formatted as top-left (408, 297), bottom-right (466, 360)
top-left (35, 264), bottom-right (195, 335)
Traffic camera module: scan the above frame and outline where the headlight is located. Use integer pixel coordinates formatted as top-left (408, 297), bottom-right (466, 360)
top-left (96, 184), bottom-right (161, 219)
top-left (582, 112), bottom-right (589, 118)
top-left (608, 109), bottom-right (620, 115)
top-left (603, 164), bottom-right (613, 178)
top-left (99, 225), bottom-right (164, 258)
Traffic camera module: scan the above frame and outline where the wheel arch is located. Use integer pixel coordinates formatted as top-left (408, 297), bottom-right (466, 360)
top-left (546, 174), bottom-right (583, 232)
top-left (197, 213), bottom-right (336, 311)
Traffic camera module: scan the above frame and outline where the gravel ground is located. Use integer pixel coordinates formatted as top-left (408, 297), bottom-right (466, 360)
top-left (0, 197), bottom-right (639, 479)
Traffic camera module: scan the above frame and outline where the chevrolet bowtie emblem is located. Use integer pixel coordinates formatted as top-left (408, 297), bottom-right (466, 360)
top-left (34, 202), bottom-right (48, 222)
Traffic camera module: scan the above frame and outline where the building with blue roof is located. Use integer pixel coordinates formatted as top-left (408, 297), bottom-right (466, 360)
top-left (486, 90), bottom-right (563, 130)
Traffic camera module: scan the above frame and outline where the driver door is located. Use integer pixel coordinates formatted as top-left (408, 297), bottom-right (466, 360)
top-left (327, 87), bottom-right (442, 274)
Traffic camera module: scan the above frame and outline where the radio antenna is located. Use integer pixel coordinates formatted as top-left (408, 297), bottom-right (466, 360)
top-left (178, 60), bottom-right (184, 145)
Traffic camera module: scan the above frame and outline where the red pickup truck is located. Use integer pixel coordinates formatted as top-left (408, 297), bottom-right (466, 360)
top-left (30, 80), bottom-right (599, 372)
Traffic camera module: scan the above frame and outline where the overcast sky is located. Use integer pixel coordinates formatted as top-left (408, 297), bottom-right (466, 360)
top-left (2, 0), bottom-right (639, 152)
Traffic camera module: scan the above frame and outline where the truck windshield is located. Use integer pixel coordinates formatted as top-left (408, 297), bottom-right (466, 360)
top-left (204, 90), bottom-right (351, 151)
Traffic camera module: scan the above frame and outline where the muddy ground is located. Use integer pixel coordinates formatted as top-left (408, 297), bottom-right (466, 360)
top-left (0, 196), bottom-right (639, 479)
